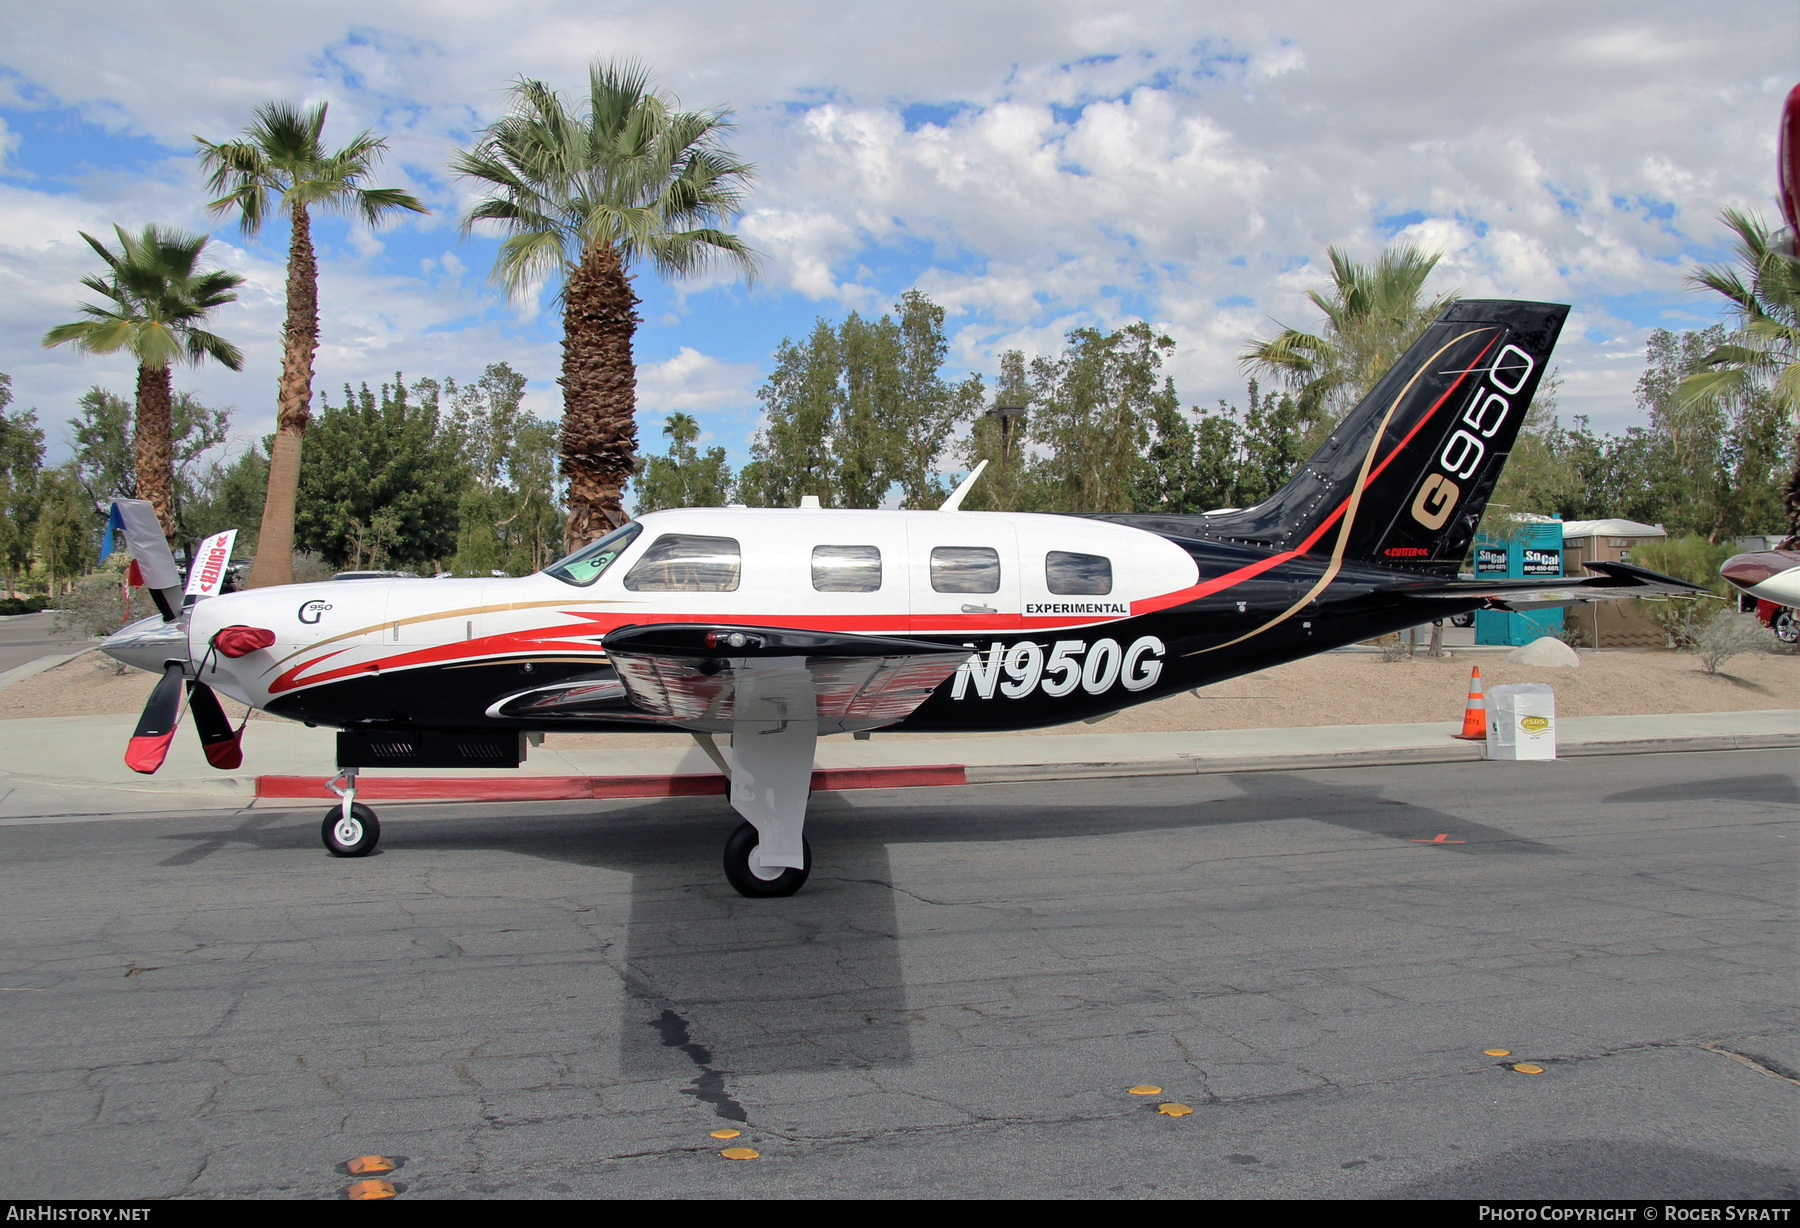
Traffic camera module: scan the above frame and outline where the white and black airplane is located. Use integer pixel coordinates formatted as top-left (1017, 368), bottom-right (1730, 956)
top-left (103, 299), bottom-right (1703, 895)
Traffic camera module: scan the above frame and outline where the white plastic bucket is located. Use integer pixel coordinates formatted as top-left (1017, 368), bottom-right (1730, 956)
top-left (1486, 682), bottom-right (1556, 760)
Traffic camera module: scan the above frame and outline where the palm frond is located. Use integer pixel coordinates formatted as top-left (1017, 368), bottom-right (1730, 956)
top-left (454, 59), bottom-right (759, 301)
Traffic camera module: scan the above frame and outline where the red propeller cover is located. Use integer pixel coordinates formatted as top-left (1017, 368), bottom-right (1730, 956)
top-left (214, 626), bottom-right (276, 658)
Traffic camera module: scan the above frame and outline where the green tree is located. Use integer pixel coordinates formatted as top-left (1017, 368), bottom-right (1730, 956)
top-left (296, 375), bottom-right (469, 570)
top-left (33, 464), bottom-right (97, 595)
top-left (740, 319), bottom-right (843, 508)
top-left (886, 291), bottom-right (979, 508)
top-left (1678, 208), bottom-right (1800, 541)
top-left (446, 363), bottom-right (530, 496)
top-left (41, 224), bottom-right (243, 544)
top-left (198, 100), bottom-right (428, 587)
top-left (956, 351), bottom-right (1029, 511)
top-left (444, 365), bottom-right (566, 576)
top-left (68, 385), bottom-right (232, 549)
top-left (453, 60), bottom-right (757, 549)
top-left (1026, 322), bottom-right (1174, 513)
top-left (633, 412), bottom-right (733, 513)
top-left (183, 445), bottom-right (270, 552)
top-left (0, 373), bottom-right (46, 596)
top-left (1240, 243), bottom-right (1457, 434)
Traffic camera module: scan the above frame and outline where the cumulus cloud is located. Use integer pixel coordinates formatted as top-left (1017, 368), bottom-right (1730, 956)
top-left (635, 347), bottom-right (762, 415)
top-left (0, 0), bottom-right (1792, 459)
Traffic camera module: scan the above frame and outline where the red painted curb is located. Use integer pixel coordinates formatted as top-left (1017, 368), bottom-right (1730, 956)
top-left (255, 764), bottom-right (967, 802)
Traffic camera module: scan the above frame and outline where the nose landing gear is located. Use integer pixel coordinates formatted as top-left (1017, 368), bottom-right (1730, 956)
top-left (322, 768), bottom-right (380, 857)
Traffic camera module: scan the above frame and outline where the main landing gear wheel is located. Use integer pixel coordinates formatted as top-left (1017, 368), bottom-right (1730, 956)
top-left (1774, 608), bottom-right (1799, 645)
top-left (722, 821), bottom-right (811, 898)
top-left (322, 803), bottom-right (380, 857)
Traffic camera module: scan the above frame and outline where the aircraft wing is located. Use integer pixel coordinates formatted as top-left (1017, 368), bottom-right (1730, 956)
top-left (1386, 561), bottom-right (1710, 611)
top-left (600, 623), bottom-right (972, 734)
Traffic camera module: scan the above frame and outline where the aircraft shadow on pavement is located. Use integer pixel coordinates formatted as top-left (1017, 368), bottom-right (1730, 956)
top-left (1603, 772), bottom-right (1799, 808)
top-left (150, 772), bottom-right (1552, 1085)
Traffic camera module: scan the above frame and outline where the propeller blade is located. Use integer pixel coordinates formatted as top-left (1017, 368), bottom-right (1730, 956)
top-left (187, 680), bottom-right (244, 770)
top-left (126, 663), bottom-right (187, 775)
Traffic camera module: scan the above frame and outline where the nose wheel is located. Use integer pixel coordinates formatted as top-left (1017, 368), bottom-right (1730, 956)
top-left (322, 802), bottom-right (380, 856)
top-left (322, 768), bottom-right (379, 856)
top-left (722, 821), bottom-right (811, 897)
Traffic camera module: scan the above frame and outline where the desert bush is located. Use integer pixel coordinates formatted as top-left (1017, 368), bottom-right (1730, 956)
top-left (1376, 632), bottom-right (1411, 662)
top-left (1554, 617), bottom-right (1590, 649)
top-left (25, 594), bottom-right (50, 611)
top-left (292, 551), bottom-right (335, 584)
top-left (1688, 610), bottom-right (1776, 674)
top-left (50, 566), bottom-right (157, 638)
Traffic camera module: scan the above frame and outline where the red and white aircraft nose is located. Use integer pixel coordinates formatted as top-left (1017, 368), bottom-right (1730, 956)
top-left (1720, 549), bottom-right (1800, 604)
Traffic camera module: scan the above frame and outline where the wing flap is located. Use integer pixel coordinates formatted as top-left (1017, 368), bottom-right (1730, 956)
top-left (601, 623), bottom-right (969, 733)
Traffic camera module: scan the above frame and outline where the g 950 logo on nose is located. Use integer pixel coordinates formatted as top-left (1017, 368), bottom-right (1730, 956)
top-left (298, 600), bottom-right (332, 624)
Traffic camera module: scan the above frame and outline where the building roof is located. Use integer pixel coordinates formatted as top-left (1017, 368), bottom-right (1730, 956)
top-left (1557, 518), bottom-right (1667, 540)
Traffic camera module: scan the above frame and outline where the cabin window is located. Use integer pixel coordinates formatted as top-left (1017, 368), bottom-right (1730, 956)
top-left (930, 546), bottom-right (1001, 594)
top-left (812, 545), bottom-right (882, 593)
top-left (622, 534), bottom-right (742, 592)
top-left (1045, 550), bottom-right (1112, 596)
top-left (544, 523), bottom-right (642, 587)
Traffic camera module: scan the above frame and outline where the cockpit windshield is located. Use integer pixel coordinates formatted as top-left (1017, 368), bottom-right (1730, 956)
top-left (543, 523), bottom-right (642, 587)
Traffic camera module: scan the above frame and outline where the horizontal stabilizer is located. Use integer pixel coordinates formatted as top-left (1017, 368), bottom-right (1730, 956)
top-left (1385, 560), bottom-right (1707, 610)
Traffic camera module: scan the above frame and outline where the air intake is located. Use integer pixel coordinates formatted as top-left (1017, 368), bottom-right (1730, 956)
top-left (337, 730), bottom-right (526, 770)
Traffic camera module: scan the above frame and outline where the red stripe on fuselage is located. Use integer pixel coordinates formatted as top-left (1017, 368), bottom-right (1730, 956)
top-left (267, 608), bottom-right (1147, 694)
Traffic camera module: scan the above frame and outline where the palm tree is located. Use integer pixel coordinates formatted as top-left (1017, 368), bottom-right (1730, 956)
top-left (197, 101), bottom-right (427, 587)
top-left (1678, 208), bottom-right (1800, 541)
top-left (42, 224), bottom-right (244, 545)
top-left (1241, 243), bottom-right (1459, 427)
top-left (452, 61), bottom-right (757, 550)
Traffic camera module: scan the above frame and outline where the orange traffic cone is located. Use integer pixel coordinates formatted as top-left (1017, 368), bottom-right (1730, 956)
top-left (1452, 666), bottom-right (1487, 740)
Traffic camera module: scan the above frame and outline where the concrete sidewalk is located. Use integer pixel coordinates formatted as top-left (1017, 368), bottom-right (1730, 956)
top-left (1, 708), bottom-right (1794, 819)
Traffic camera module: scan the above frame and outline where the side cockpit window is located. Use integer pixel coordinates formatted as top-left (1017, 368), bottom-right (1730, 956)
top-left (1045, 550), bottom-right (1112, 595)
top-left (623, 534), bottom-right (742, 592)
top-left (930, 546), bottom-right (1001, 594)
top-left (812, 545), bottom-right (882, 592)
top-left (544, 523), bottom-right (642, 587)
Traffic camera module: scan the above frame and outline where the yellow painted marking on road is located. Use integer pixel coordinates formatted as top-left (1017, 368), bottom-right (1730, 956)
top-left (720, 1147), bottom-right (759, 1160)
top-left (1128, 1085), bottom-right (1162, 1096)
top-left (1512, 1063), bottom-right (1544, 1075)
top-left (1485, 1049), bottom-right (1511, 1057)
top-left (1157, 1103), bottom-right (1193, 1117)
top-left (346, 1155), bottom-right (396, 1175)
top-left (346, 1179), bottom-right (397, 1199)
top-left (711, 1129), bottom-right (741, 1139)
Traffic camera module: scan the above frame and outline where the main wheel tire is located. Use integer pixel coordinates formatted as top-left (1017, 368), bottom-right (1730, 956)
top-left (722, 821), bottom-right (811, 898)
top-left (1774, 608), bottom-right (1799, 645)
top-left (322, 803), bottom-right (380, 857)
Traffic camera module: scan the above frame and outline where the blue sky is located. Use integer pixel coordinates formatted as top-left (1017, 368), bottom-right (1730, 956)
top-left (2, 2), bottom-right (1793, 488)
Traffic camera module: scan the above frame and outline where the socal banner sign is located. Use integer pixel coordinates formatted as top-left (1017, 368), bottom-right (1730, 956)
top-left (184, 530), bottom-right (238, 598)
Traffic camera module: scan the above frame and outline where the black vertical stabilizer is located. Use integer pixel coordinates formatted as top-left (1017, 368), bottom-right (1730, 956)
top-left (1093, 300), bottom-right (1567, 576)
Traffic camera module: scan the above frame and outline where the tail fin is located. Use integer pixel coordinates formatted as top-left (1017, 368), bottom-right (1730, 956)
top-left (1200, 300), bottom-right (1567, 574)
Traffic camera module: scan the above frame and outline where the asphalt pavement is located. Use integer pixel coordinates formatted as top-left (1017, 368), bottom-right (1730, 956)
top-left (0, 750), bottom-right (1794, 1199)
top-left (0, 611), bottom-right (93, 679)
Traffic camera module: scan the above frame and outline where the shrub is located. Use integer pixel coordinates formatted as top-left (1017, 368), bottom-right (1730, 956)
top-left (24, 594), bottom-right (51, 612)
top-left (1689, 611), bottom-right (1776, 674)
top-left (0, 597), bottom-right (25, 616)
top-left (1554, 618), bottom-right (1590, 649)
top-left (51, 569), bottom-right (157, 638)
top-left (1629, 535), bottom-right (1733, 596)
